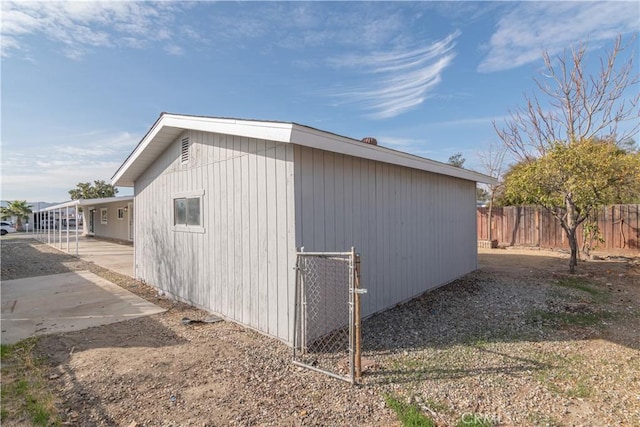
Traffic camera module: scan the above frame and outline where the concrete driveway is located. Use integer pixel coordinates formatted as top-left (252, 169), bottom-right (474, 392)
top-left (39, 234), bottom-right (134, 277)
top-left (5, 233), bottom-right (135, 277)
top-left (1, 270), bottom-right (165, 345)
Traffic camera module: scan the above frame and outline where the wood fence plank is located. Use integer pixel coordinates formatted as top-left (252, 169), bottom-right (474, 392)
top-left (477, 205), bottom-right (640, 253)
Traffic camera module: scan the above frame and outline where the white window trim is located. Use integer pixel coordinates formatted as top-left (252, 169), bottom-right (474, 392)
top-left (100, 208), bottom-right (108, 224)
top-left (172, 189), bottom-right (205, 234)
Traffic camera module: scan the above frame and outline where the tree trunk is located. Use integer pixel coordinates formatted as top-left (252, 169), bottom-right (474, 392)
top-left (567, 226), bottom-right (578, 274)
top-left (564, 194), bottom-right (580, 274)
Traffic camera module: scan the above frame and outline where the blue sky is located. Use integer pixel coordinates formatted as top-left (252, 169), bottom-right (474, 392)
top-left (1, 1), bottom-right (638, 202)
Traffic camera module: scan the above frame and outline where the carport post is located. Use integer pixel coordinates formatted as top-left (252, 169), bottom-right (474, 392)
top-left (58, 208), bottom-right (62, 248)
top-left (47, 211), bottom-right (50, 244)
top-left (66, 206), bottom-right (70, 253)
top-left (75, 206), bottom-right (79, 256)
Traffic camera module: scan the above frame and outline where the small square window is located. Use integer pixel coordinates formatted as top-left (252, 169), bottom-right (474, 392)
top-left (100, 208), bottom-right (108, 224)
top-left (172, 190), bottom-right (206, 233)
top-left (172, 190), bottom-right (204, 233)
top-left (174, 197), bottom-right (200, 226)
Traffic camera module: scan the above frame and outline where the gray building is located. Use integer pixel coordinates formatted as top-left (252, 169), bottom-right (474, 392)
top-left (81, 196), bottom-right (134, 242)
top-left (42, 196), bottom-right (134, 242)
top-left (113, 113), bottom-right (495, 344)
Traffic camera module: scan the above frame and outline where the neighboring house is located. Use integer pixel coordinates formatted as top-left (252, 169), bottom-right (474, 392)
top-left (42, 196), bottom-right (134, 242)
top-left (112, 113), bottom-right (496, 344)
top-left (81, 196), bottom-right (134, 242)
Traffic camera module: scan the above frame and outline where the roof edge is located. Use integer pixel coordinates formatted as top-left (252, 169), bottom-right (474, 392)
top-left (44, 196), bottom-right (134, 211)
top-left (289, 124), bottom-right (498, 185)
top-left (112, 113), bottom-right (498, 187)
top-left (112, 113), bottom-right (295, 187)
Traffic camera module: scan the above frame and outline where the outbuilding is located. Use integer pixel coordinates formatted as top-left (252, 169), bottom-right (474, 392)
top-left (112, 113), bottom-right (496, 344)
top-left (40, 196), bottom-right (134, 243)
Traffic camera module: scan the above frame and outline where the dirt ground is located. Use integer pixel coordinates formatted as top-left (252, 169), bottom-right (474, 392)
top-left (2, 240), bottom-right (639, 426)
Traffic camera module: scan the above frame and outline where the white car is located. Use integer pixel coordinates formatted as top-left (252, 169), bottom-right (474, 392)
top-left (1, 221), bottom-right (17, 235)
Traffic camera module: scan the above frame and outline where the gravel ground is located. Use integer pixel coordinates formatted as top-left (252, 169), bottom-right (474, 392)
top-left (1, 238), bottom-right (639, 426)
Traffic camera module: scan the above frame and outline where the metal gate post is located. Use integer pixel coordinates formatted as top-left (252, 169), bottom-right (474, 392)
top-left (354, 250), bottom-right (362, 380)
top-left (293, 247), bottom-right (303, 359)
top-left (300, 257), bottom-right (307, 353)
top-left (348, 247), bottom-right (355, 383)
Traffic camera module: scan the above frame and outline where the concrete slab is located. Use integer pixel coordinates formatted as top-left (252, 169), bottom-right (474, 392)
top-left (76, 238), bottom-right (134, 277)
top-left (1, 271), bottom-right (165, 345)
top-left (30, 233), bottom-right (135, 277)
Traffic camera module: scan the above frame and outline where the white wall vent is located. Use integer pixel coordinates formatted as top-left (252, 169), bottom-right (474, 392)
top-left (180, 137), bottom-right (190, 164)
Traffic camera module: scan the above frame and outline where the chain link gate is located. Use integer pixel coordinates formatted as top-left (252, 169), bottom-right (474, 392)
top-left (292, 247), bottom-right (365, 383)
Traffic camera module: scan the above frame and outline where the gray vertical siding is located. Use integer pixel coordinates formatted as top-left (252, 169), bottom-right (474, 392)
top-left (135, 130), bottom-right (297, 342)
top-left (134, 130), bottom-right (478, 344)
top-left (294, 145), bottom-right (477, 318)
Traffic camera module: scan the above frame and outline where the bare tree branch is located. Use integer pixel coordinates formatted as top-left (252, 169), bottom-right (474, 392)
top-left (493, 34), bottom-right (639, 160)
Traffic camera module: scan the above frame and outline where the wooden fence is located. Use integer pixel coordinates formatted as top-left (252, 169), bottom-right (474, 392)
top-left (477, 205), bottom-right (640, 253)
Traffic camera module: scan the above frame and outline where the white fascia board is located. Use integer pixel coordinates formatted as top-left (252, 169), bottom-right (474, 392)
top-left (112, 112), bottom-right (497, 188)
top-left (290, 125), bottom-right (498, 185)
top-left (162, 115), bottom-right (294, 143)
top-left (77, 195), bottom-right (134, 206)
top-left (111, 114), bottom-right (294, 187)
top-left (112, 115), bottom-right (168, 187)
top-left (42, 200), bottom-right (80, 211)
top-left (43, 196), bottom-right (135, 211)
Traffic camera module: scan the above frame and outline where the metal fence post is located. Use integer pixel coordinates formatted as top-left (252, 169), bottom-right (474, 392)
top-left (349, 247), bottom-right (355, 383)
top-left (354, 250), bottom-right (362, 381)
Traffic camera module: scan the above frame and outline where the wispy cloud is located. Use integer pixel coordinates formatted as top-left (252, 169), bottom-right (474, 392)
top-left (0, 1), bottom-right (186, 58)
top-left (377, 136), bottom-right (434, 158)
top-left (328, 32), bottom-right (460, 119)
top-left (376, 135), bottom-right (480, 166)
top-left (1, 130), bottom-right (137, 201)
top-left (479, 2), bottom-right (639, 72)
top-left (164, 44), bottom-right (184, 56)
top-left (207, 2), bottom-right (414, 50)
top-left (427, 115), bottom-right (510, 127)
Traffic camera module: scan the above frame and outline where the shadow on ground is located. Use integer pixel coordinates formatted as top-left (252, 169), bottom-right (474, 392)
top-left (0, 238), bottom-right (86, 281)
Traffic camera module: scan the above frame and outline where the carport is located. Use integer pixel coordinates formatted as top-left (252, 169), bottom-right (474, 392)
top-left (33, 196), bottom-right (134, 257)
